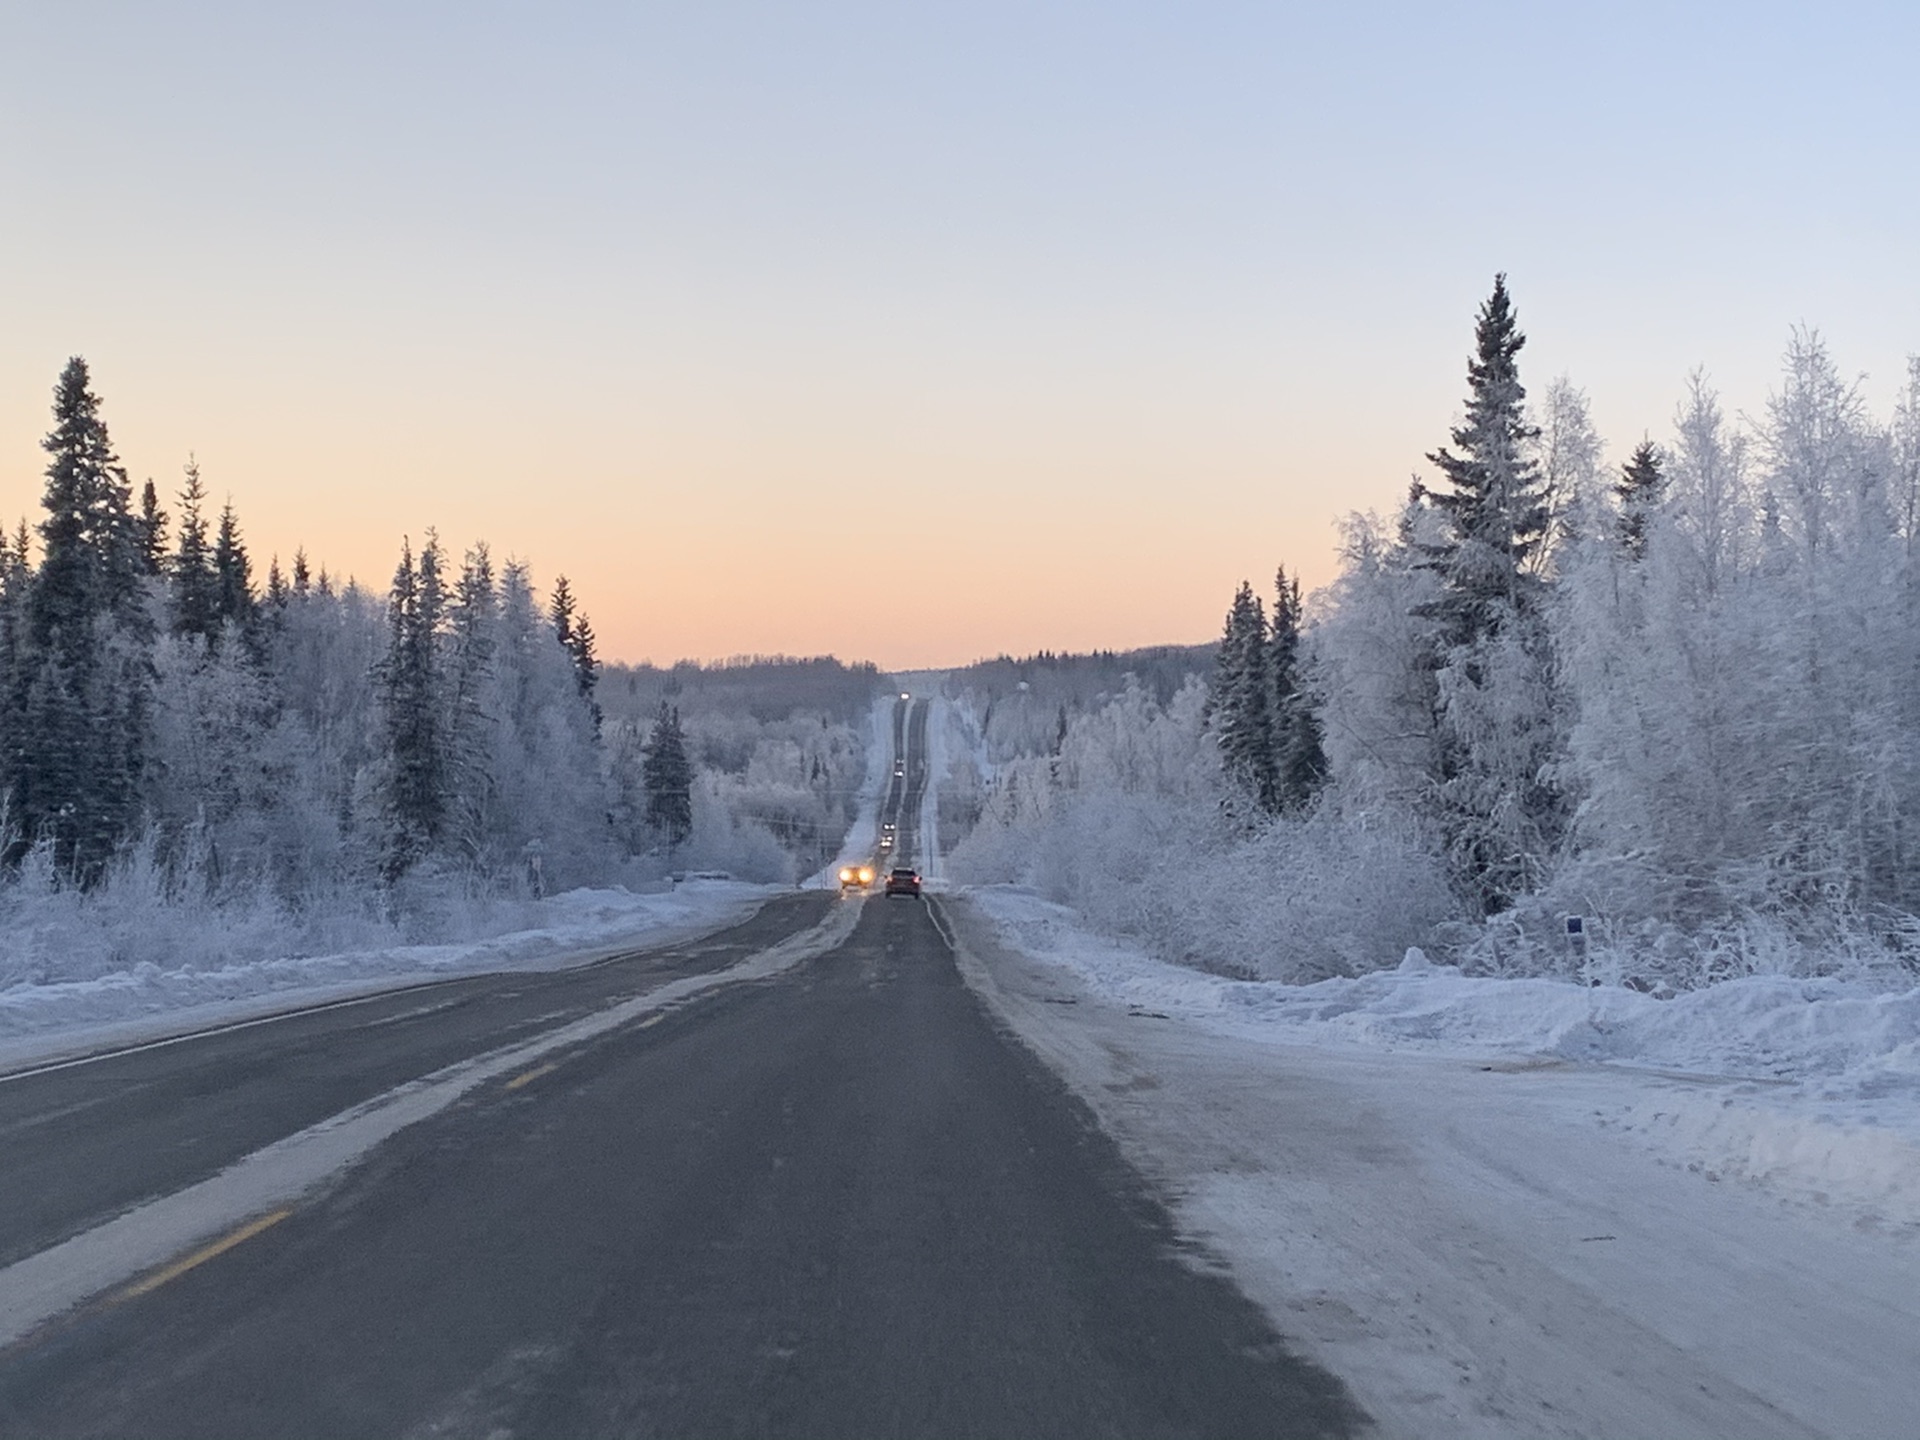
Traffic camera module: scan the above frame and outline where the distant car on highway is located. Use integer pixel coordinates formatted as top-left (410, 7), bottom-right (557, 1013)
top-left (884, 867), bottom-right (921, 898)
top-left (893, 760), bottom-right (905, 777)
top-left (837, 864), bottom-right (874, 893)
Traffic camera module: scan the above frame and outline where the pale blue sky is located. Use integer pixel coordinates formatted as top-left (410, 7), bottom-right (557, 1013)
top-left (3, 2), bottom-right (1914, 664)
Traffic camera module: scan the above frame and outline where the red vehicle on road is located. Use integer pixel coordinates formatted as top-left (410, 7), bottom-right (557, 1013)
top-left (884, 867), bottom-right (922, 898)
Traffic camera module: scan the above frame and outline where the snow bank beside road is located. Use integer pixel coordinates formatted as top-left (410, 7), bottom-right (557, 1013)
top-left (0, 880), bottom-right (779, 1070)
top-left (967, 884), bottom-right (1920, 1226)
top-left (951, 887), bottom-right (1920, 1439)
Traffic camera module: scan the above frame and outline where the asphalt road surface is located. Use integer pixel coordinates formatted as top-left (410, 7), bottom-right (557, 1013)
top-left (0, 894), bottom-right (836, 1273)
top-left (872, 693), bottom-right (929, 872)
top-left (0, 898), bottom-right (1367, 1436)
top-left (0, 897), bottom-right (1361, 1439)
top-left (0, 699), bottom-right (1362, 1437)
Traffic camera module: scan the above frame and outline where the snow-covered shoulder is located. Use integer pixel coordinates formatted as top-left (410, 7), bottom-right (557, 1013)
top-left (962, 882), bottom-right (1920, 1227)
top-left (0, 880), bottom-right (780, 1073)
top-left (948, 884), bottom-right (1920, 1439)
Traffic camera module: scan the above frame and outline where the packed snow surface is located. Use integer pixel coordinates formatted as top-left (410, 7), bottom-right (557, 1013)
top-left (0, 880), bottom-right (781, 1072)
top-left (952, 885), bottom-right (1920, 1439)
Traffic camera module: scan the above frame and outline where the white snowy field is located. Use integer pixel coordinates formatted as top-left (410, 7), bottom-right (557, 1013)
top-left (949, 885), bottom-right (1920, 1440)
top-left (0, 880), bottom-right (784, 1074)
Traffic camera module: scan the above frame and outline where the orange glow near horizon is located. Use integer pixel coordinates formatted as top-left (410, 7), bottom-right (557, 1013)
top-left (0, 342), bottom-right (1380, 673)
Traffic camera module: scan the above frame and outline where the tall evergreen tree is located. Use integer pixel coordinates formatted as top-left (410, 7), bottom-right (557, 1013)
top-left (643, 701), bottom-right (694, 850)
top-left (23, 358), bottom-right (150, 875)
top-left (443, 543), bottom-right (499, 859)
top-left (1271, 565), bottom-right (1326, 810)
top-left (212, 499), bottom-right (254, 630)
top-left (136, 479), bottom-right (168, 576)
top-left (547, 573), bottom-right (577, 647)
top-left (32, 359), bottom-right (142, 647)
top-left (0, 525), bottom-right (28, 843)
top-left (170, 458), bottom-right (219, 642)
top-left (1208, 581), bottom-right (1279, 814)
top-left (1417, 274), bottom-right (1550, 644)
top-left (546, 574), bottom-right (602, 733)
top-left (375, 536), bottom-right (449, 880)
top-left (1415, 278), bottom-right (1564, 913)
top-left (1615, 439), bottom-right (1666, 559)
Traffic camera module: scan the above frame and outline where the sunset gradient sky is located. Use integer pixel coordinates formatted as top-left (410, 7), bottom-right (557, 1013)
top-left (4, 2), bottom-right (1916, 669)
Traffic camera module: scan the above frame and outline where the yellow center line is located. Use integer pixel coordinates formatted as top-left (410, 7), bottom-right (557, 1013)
top-left (504, 1061), bottom-right (558, 1090)
top-left (113, 1208), bottom-right (294, 1303)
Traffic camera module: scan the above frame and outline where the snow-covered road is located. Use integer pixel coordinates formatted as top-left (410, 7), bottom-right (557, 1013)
top-left (948, 891), bottom-right (1920, 1440)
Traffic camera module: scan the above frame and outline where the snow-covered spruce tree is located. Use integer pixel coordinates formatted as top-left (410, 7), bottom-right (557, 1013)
top-left (0, 523), bottom-right (30, 853)
top-left (136, 480), bottom-right (167, 576)
top-left (20, 358), bottom-right (152, 878)
top-left (373, 536), bottom-right (449, 882)
top-left (1414, 276), bottom-right (1564, 913)
top-left (1271, 564), bottom-right (1326, 811)
top-left (548, 574), bottom-right (601, 735)
top-left (169, 458), bottom-right (220, 643)
top-left (441, 543), bottom-right (499, 866)
top-left (145, 485), bottom-right (271, 883)
top-left (567, 612), bottom-right (600, 734)
top-left (1206, 580), bottom-right (1279, 815)
top-left (211, 500), bottom-right (255, 636)
top-left (643, 702), bottom-right (694, 851)
top-left (1614, 441), bottom-right (1665, 559)
top-left (263, 556), bottom-right (287, 613)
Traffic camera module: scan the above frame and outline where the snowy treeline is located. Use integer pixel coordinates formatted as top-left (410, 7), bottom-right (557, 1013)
top-left (955, 647), bottom-right (1210, 766)
top-left (602, 657), bottom-right (883, 880)
top-left (929, 647), bottom-right (1208, 856)
top-left (956, 280), bottom-right (1920, 989)
top-left (0, 360), bottom-right (826, 983)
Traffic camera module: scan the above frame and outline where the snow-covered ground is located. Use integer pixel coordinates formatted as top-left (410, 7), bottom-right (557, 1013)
top-left (949, 884), bottom-right (1920, 1440)
top-left (0, 880), bottom-right (783, 1075)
